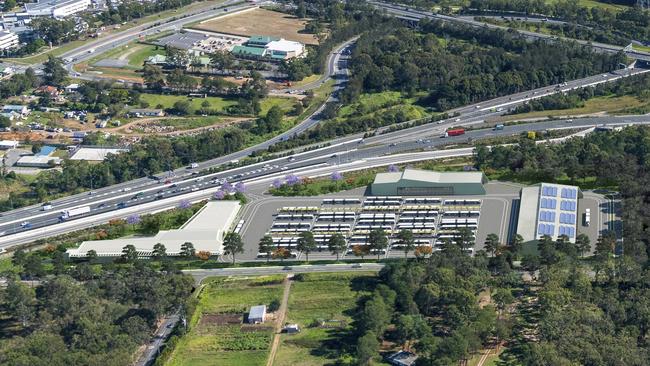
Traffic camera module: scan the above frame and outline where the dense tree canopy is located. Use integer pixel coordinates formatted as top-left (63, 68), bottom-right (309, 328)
top-left (0, 264), bottom-right (194, 365)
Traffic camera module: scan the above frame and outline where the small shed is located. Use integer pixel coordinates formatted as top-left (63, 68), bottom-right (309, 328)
top-left (386, 351), bottom-right (418, 366)
top-left (248, 305), bottom-right (266, 324)
top-left (0, 140), bottom-right (18, 149)
top-left (283, 324), bottom-right (300, 334)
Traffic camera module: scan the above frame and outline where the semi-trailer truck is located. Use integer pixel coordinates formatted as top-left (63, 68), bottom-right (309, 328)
top-left (444, 128), bottom-right (465, 137)
top-left (60, 206), bottom-right (90, 221)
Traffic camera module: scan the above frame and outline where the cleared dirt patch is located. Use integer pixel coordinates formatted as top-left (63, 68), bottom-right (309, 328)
top-left (191, 8), bottom-right (319, 45)
top-left (200, 313), bottom-right (243, 326)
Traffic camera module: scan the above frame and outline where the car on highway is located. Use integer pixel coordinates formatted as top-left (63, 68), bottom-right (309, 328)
top-left (117, 202), bottom-right (127, 209)
top-left (41, 203), bottom-right (53, 211)
top-left (97, 203), bottom-right (106, 209)
top-left (121, 187), bottom-right (131, 192)
top-left (191, 187), bottom-right (199, 192)
top-left (20, 221), bottom-right (31, 228)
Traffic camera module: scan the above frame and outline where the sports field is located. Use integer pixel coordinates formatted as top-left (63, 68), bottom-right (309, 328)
top-left (191, 8), bottom-right (319, 45)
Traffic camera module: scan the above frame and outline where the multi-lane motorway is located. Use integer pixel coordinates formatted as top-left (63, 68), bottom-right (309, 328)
top-left (1, 109), bottom-right (649, 249)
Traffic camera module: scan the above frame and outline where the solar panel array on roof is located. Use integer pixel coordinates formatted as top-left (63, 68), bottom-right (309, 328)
top-left (542, 185), bottom-right (558, 197)
top-left (540, 198), bottom-right (557, 209)
top-left (559, 213), bottom-right (576, 224)
top-left (538, 223), bottom-right (555, 236)
top-left (539, 210), bottom-right (556, 222)
top-left (561, 188), bottom-right (578, 199)
top-left (560, 200), bottom-right (577, 211)
top-left (558, 226), bottom-right (576, 238)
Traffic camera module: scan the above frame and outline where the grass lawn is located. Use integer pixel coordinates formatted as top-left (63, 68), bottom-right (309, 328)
top-left (632, 44), bottom-right (650, 53)
top-left (137, 116), bottom-right (225, 131)
top-left (6, 39), bottom-right (89, 65)
top-left (166, 275), bottom-right (285, 366)
top-left (139, 94), bottom-right (295, 116)
top-left (273, 272), bottom-right (378, 366)
top-left (501, 94), bottom-right (650, 121)
top-left (338, 91), bottom-right (425, 118)
top-left (128, 45), bottom-right (165, 67)
top-left (293, 74), bottom-right (322, 87)
top-left (545, 0), bottom-right (629, 11)
top-left (88, 42), bottom-right (164, 69)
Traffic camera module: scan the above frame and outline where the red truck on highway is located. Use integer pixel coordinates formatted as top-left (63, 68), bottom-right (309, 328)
top-left (444, 128), bottom-right (465, 137)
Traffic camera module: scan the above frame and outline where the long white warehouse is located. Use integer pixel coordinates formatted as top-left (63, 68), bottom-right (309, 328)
top-left (66, 201), bottom-right (241, 258)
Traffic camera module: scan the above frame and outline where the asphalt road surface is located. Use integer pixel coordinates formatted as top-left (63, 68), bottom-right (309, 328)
top-left (1, 113), bottom-right (649, 249)
top-left (183, 263), bottom-right (385, 283)
top-left (0, 62), bottom-right (648, 249)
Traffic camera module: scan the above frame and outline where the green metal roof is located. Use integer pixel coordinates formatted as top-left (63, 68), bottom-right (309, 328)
top-left (232, 45), bottom-right (266, 56)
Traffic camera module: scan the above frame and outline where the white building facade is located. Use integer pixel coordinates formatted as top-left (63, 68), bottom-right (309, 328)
top-left (24, 0), bottom-right (91, 18)
top-left (0, 31), bottom-right (19, 51)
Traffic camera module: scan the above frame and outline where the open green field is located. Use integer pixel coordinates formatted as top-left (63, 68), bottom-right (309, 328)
top-left (166, 275), bottom-right (285, 366)
top-left (632, 44), bottom-right (650, 53)
top-left (545, 0), bottom-right (630, 11)
top-left (501, 94), bottom-right (650, 121)
top-left (139, 94), bottom-right (296, 116)
top-left (338, 91), bottom-right (426, 119)
top-left (89, 43), bottom-right (164, 69)
top-left (274, 272), bottom-right (378, 366)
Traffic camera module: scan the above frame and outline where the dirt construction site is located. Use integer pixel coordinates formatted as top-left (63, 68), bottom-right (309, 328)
top-left (191, 8), bottom-right (320, 45)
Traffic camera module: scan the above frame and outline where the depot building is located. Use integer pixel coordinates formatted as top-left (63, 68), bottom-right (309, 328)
top-left (66, 201), bottom-right (241, 259)
top-left (516, 182), bottom-right (582, 243)
top-left (371, 168), bottom-right (488, 196)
